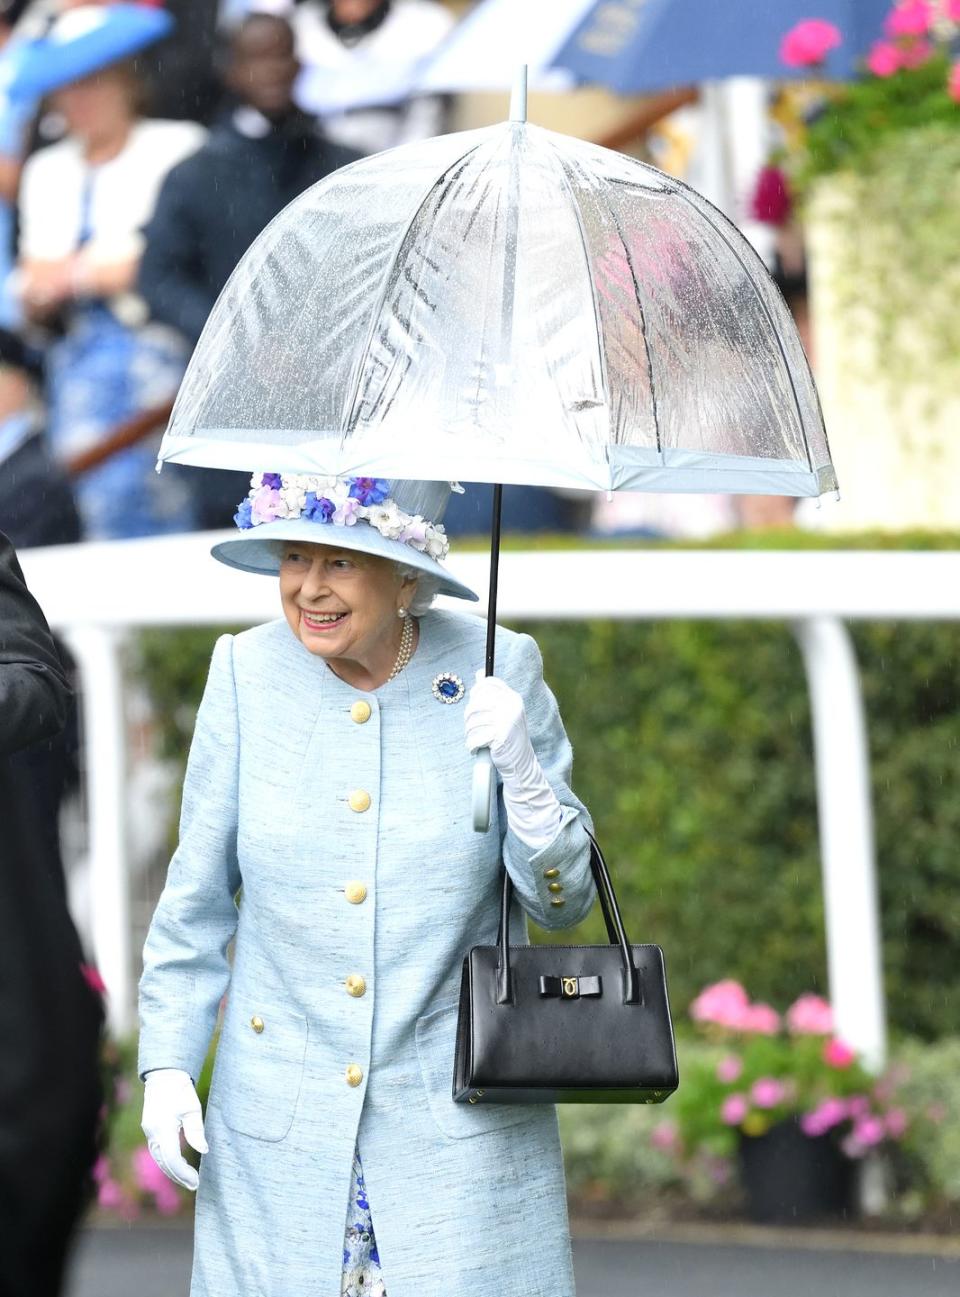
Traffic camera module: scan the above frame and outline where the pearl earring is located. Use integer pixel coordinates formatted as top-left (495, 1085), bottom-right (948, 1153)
top-left (398, 607), bottom-right (407, 618)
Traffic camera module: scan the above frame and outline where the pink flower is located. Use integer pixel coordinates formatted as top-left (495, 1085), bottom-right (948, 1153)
top-left (846, 1095), bottom-right (870, 1119)
top-left (742, 1002), bottom-right (781, 1035)
top-left (949, 60), bottom-right (960, 102)
top-left (786, 993), bottom-right (834, 1036)
top-left (80, 963), bottom-right (107, 996)
top-left (780, 18), bottom-right (842, 67)
top-left (852, 1115), bottom-right (886, 1147)
top-left (900, 37), bottom-right (933, 65)
top-left (750, 165), bottom-right (792, 226)
top-left (946, 0), bottom-right (960, 20)
top-left (885, 1107), bottom-right (909, 1138)
top-left (650, 1121), bottom-right (679, 1152)
top-left (690, 980), bottom-right (749, 1028)
top-left (751, 1077), bottom-right (786, 1109)
top-left (133, 1147), bottom-right (183, 1217)
top-left (716, 1055), bottom-right (744, 1084)
top-left (822, 1037), bottom-right (857, 1068)
top-left (801, 1097), bottom-right (849, 1136)
top-left (884, 0), bottom-right (933, 37)
top-left (721, 1093), bottom-right (749, 1126)
top-left (867, 40), bottom-right (903, 75)
top-left (251, 486), bottom-right (282, 524)
top-left (332, 495), bottom-right (361, 527)
top-left (98, 1178), bottom-right (125, 1210)
top-left (92, 1155), bottom-right (111, 1185)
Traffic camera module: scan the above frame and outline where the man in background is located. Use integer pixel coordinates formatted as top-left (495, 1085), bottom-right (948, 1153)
top-left (138, 10), bottom-right (359, 528)
top-left (0, 531), bottom-right (102, 1297)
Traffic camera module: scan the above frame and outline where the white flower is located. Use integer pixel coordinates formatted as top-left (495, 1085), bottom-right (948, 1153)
top-left (279, 483), bottom-right (307, 517)
top-left (368, 500), bottom-right (405, 540)
top-left (425, 526), bottom-right (449, 560)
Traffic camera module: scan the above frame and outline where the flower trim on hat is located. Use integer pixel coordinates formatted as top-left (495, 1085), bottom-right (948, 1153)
top-left (233, 474), bottom-right (450, 562)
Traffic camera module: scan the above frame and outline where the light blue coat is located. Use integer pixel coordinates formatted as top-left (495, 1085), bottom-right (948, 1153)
top-left (138, 608), bottom-right (595, 1297)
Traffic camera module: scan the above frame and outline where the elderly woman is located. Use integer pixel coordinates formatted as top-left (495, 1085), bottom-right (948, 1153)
top-left (138, 475), bottom-right (595, 1297)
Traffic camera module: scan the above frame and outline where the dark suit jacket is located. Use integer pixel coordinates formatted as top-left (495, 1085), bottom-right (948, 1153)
top-left (0, 533), bottom-right (102, 1297)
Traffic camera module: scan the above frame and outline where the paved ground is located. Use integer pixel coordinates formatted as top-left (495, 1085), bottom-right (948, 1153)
top-left (65, 1225), bottom-right (960, 1297)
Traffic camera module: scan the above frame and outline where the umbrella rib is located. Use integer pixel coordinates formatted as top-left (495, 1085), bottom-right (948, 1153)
top-left (665, 173), bottom-right (815, 472)
top-left (602, 191), bottom-right (662, 458)
top-left (339, 142), bottom-right (486, 450)
top-left (542, 135), bottom-right (612, 454)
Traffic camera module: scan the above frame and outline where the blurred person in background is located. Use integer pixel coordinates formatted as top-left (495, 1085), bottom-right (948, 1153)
top-left (15, 4), bottom-right (205, 539)
top-left (0, 530), bottom-right (103, 1297)
top-left (0, 326), bottom-right (82, 546)
top-left (0, 1), bottom-right (36, 327)
top-left (139, 9), bottom-right (360, 529)
top-left (271, 0), bottom-right (454, 154)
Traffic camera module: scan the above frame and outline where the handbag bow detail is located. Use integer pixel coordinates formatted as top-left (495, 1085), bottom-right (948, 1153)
top-left (538, 975), bottom-right (602, 999)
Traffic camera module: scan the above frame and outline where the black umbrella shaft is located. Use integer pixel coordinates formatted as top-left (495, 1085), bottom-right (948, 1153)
top-left (485, 484), bottom-right (503, 677)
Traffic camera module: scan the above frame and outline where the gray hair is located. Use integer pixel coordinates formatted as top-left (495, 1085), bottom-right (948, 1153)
top-left (396, 565), bottom-right (442, 617)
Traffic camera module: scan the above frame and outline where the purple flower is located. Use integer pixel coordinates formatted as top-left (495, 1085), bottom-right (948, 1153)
top-left (234, 498), bottom-right (254, 529)
top-left (304, 493), bottom-right (335, 522)
top-left (348, 477), bottom-right (390, 505)
top-left (261, 472), bottom-right (283, 490)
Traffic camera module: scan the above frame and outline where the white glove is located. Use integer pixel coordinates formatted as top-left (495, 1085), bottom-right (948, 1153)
top-left (464, 672), bottom-right (562, 849)
top-left (141, 1068), bottom-right (208, 1191)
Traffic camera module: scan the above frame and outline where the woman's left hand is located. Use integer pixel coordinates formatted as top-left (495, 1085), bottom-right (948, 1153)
top-left (464, 673), bottom-right (535, 777)
top-left (465, 672), bottom-right (562, 848)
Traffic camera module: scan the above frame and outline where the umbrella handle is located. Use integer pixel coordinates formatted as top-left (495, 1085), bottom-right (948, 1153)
top-left (472, 748), bottom-right (496, 833)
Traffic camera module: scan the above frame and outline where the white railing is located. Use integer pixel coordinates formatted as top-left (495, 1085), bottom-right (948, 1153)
top-left (19, 534), bottom-right (960, 1066)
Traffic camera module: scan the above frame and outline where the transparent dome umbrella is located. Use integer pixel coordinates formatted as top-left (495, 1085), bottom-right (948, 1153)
top-left (157, 71), bottom-right (836, 827)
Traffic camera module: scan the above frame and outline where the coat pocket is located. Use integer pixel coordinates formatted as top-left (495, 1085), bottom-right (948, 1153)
top-left (415, 1001), bottom-right (538, 1141)
top-left (215, 1002), bottom-right (308, 1142)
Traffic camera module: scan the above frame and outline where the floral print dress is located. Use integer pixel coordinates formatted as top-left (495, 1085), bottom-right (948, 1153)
top-left (342, 1146), bottom-right (386, 1296)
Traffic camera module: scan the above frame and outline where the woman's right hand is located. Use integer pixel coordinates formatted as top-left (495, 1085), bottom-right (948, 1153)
top-left (141, 1068), bottom-right (209, 1191)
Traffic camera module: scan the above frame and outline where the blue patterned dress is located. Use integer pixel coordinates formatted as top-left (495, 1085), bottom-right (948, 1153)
top-left (342, 1147), bottom-right (386, 1296)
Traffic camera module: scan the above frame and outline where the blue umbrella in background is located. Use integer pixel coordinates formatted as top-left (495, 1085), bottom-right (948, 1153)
top-left (552, 0), bottom-right (893, 93)
top-left (4, 3), bottom-right (173, 102)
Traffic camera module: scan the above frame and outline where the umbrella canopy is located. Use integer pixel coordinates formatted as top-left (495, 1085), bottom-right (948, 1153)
top-left (552, 0), bottom-right (891, 94)
top-left (416, 0), bottom-right (890, 96)
top-left (6, 3), bottom-right (173, 102)
top-left (157, 120), bottom-right (835, 498)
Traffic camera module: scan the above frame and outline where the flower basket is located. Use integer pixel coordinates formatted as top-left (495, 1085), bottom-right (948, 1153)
top-left (651, 982), bottom-right (920, 1221)
top-left (738, 1115), bottom-right (856, 1223)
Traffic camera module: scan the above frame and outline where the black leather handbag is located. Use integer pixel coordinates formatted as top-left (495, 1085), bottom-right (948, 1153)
top-left (453, 832), bottom-right (679, 1105)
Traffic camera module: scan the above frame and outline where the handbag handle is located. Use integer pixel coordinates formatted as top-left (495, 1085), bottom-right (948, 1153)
top-left (495, 828), bottom-right (641, 1006)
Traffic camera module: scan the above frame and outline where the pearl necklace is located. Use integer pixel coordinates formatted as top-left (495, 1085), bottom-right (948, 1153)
top-left (386, 614), bottom-right (415, 682)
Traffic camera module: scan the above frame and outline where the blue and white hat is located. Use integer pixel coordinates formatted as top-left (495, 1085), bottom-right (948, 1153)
top-left (211, 474), bottom-right (478, 603)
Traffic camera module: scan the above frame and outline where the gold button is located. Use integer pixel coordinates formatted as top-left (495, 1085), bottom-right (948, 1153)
top-left (344, 881), bottom-right (367, 904)
top-left (550, 897), bottom-right (566, 908)
top-left (250, 1016), bottom-right (265, 1034)
top-left (345, 974), bottom-right (367, 997)
top-left (548, 881), bottom-right (563, 893)
top-left (348, 789), bottom-right (371, 813)
top-left (543, 867), bottom-right (560, 878)
top-left (351, 701), bottom-right (372, 724)
top-left (345, 1064), bottom-right (364, 1087)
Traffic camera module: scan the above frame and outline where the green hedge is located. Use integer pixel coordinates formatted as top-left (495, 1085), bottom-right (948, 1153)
top-left (135, 531), bottom-right (960, 1039)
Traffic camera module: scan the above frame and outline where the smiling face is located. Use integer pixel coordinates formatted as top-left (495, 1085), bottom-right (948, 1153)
top-left (278, 541), bottom-right (418, 687)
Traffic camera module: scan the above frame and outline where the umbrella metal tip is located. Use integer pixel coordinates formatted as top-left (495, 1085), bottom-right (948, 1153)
top-left (509, 65), bottom-right (528, 124)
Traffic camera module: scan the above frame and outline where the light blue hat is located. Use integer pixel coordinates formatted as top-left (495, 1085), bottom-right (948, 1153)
top-left (211, 475), bottom-right (478, 603)
top-left (7, 4), bottom-right (174, 102)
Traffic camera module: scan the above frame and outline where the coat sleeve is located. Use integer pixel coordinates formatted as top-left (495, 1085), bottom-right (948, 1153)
top-left (499, 632), bottom-right (596, 931)
top-left (137, 634), bottom-right (242, 1081)
top-left (137, 159), bottom-right (214, 346)
top-left (0, 531), bottom-right (70, 757)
